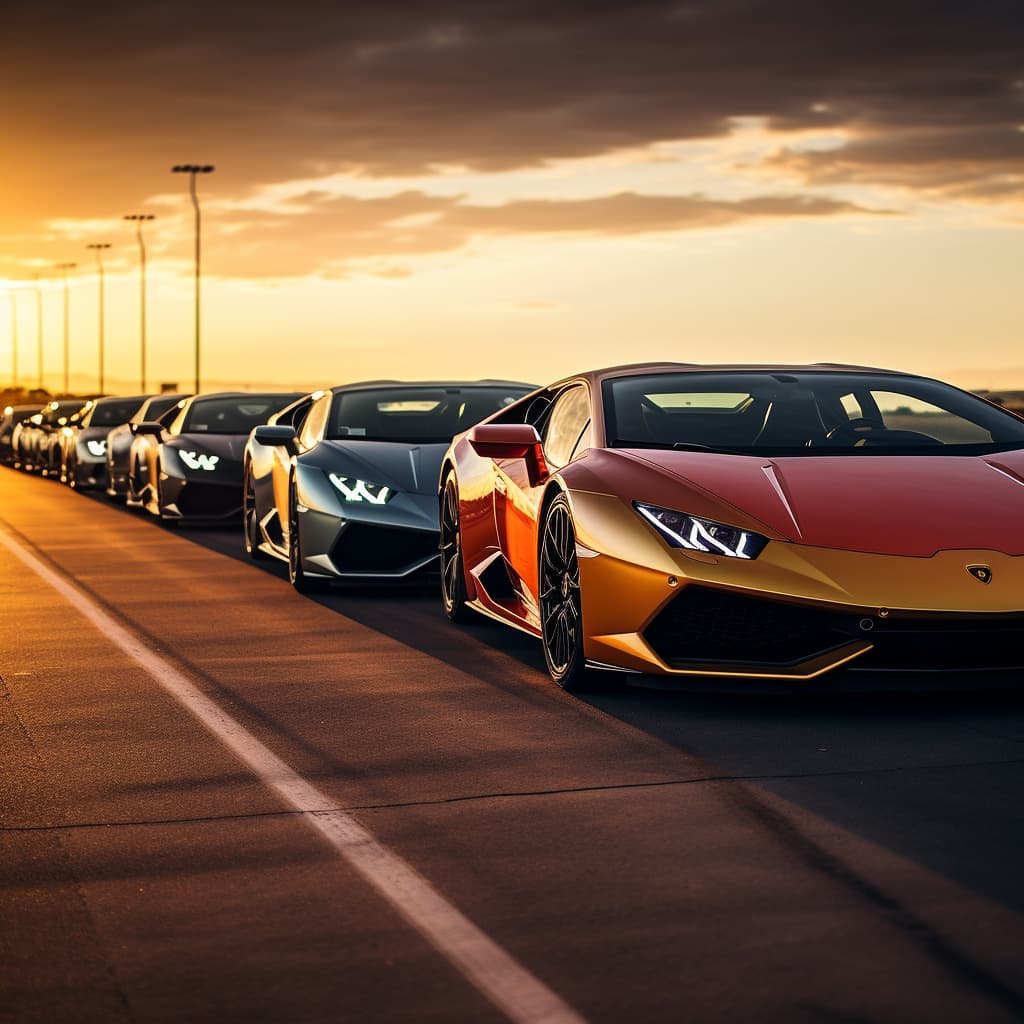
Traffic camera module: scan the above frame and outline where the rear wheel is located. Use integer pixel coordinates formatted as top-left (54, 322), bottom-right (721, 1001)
top-left (243, 467), bottom-right (267, 560)
top-left (440, 476), bottom-right (471, 622)
top-left (539, 495), bottom-right (590, 690)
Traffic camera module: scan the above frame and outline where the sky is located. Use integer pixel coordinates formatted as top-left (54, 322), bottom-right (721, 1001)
top-left (1, 0), bottom-right (1022, 395)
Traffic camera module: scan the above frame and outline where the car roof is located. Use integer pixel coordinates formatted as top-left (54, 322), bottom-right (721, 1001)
top-left (329, 379), bottom-right (536, 394)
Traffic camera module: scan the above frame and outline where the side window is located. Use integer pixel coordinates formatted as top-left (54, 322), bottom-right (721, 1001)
top-left (281, 397), bottom-right (314, 433)
top-left (298, 396), bottom-right (331, 451)
top-left (543, 386), bottom-right (591, 469)
top-left (839, 393), bottom-right (863, 420)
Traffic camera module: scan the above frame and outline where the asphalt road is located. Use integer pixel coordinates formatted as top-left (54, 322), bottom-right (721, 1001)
top-left (2, 464), bottom-right (1023, 1023)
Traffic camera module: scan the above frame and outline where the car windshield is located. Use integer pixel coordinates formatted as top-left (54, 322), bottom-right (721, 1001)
top-left (84, 398), bottom-right (146, 427)
top-left (182, 395), bottom-right (296, 435)
top-left (327, 386), bottom-right (531, 443)
top-left (134, 395), bottom-right (184, 424)
top-left (604, 372), bottom-right (1024, 456)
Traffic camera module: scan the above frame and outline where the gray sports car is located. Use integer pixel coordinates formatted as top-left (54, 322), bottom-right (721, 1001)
top-left (106, 393), bottom-right (190, 500)
top-left (244, 380), bottom-right (534, 590)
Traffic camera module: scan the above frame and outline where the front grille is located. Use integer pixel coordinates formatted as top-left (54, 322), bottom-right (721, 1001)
top-left (851, 618), bottom-right (1024, 672)
top-left (176, 482), bottom-right (241, 519)
top-left (644, 585), bottom-right (1024, 674)
top-left (644, 586), bottom-right (846, 667)
top-left (330, 523), bottom-right (439, 575)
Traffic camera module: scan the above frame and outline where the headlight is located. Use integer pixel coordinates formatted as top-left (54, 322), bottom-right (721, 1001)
top-left (328, 473), bottom-right (392, 504)
top-left (179, 450), bottom-right (220, 471)
top-left (634, 502), bottom-right (768, 559)
top-left (86, 439), bottom-right (106, 457)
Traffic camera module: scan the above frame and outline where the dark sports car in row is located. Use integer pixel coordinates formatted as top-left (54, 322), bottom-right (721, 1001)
top-left (106, 393), bottom-right (190, 501)
top-left (58, 395), bottom-right (149, 490)
top-left (130, 392), bottom-right (301, 522)
top-left (1, 404), bottom-right (42, 465)
top-left (12, 399), bottom-right (91, 475)
top-left (244, 380), bottom-right (534, 589)
top-left (439, 363), bottom-right (1024, 689)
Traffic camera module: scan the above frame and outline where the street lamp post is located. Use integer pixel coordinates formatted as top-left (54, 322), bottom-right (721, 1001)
top-left (171, 164), bottom-right (214, 393)
top-left (7, 291), bottom-right (16, 388)
top-left (33, 273), bottom-right (44, 390)
top-left (56, 263), bottom-right (77, 394)
top-left (124, 214), bottom-right (155, 393)
top-left (86, 243), bottom-right (111, 393)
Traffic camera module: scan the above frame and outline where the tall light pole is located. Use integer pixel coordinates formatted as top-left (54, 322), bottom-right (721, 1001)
top-left (124, 214), bottom-right (154, 393)
top-left (56, 263), bottom-right (77, 394)
top-left (171, 164), bottom-right (214, 393)
top-left (86, 243), bottom-right (111, 393)
top-left (6, 290), bottom-right (16, 388)
top-left (32, 273), bottom-right (44, 390)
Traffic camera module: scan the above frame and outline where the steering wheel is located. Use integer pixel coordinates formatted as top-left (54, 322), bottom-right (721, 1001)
top-left (824, 417), bottom-right (883, 445)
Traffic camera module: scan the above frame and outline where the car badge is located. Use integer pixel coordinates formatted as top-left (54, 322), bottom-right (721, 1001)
top-left (966, 564), bottom-right (993, 584)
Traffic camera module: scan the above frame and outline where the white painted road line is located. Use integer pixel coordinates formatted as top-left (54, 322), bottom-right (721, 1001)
top-left (0, 526), bottom-right (587, 1024)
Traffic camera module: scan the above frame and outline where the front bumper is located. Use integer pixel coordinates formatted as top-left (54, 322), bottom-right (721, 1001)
top-left (570, 491), bottom-right (1024, 681)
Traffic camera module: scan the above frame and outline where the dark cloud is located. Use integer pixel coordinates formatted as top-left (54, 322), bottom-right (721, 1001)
top-left (205, 189), bottom-right (886, 278)
top-left (765, 126), bottom-right (1024, 201)
top-left (1, 0), bottom-right (1020, 259)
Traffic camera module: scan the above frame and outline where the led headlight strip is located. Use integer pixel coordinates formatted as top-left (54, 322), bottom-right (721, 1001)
top-left (329, 474), bottom-right (391, 504)
top-left (86, 440), bottom-right (107, 457)
top-left (179, 450), bottom-right (220, 471)
top-left (634, 502), bottom-right (768, 559)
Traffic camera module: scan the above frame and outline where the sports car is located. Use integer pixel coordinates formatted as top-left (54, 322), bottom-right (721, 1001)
top-left (244, 380), bottom-right (534, 590)
top-left (132, 392), bottom-right (301, 522)
top-left (59, 394), bottom-right (149, 489)
top-left (106, 393), bottom-right (190, 500)
top-left (1, 404), bottom-right (43, 465)
top-left (13, 399), bottom-right (91, 475)
top-left (439, 363), bottom-right (1024, 689)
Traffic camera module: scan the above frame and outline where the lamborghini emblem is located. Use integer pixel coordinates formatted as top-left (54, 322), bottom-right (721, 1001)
top-left (967, 564), bottom-right (993, 584)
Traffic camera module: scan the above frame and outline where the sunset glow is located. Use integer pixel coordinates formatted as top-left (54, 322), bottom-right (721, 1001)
top-left (1, 3), bottom-right (1022, 394)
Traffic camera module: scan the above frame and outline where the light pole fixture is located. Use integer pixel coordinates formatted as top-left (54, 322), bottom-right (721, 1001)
top-left (55, 262), bottom-right (77, 394)
top-left (86, 243), bottom-right (111, 393)
top-left (124, 214), bottom-right (155, 393)
top-left (171, 164), bottom-right (214, 393)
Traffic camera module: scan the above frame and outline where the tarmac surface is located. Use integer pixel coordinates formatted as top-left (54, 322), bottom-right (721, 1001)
top-left (2, 464), bottom-right (1023, 1023)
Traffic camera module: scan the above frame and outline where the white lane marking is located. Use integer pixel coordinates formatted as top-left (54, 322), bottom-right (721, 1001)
top-left (0, 527), bottom-right (586, 1024)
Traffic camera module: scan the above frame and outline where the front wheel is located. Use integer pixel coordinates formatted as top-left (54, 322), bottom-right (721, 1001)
top-left (243, 467), bottom-right (268, 560)
top-left (539, 494), bottom-right (590, 690)
top-left (288, 481), bottom-right (321, 593)
top-left (439, 476), bottom-right (471, 622)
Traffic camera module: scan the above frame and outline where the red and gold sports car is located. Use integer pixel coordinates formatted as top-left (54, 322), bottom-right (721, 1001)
top-left (438, 363), bottom-right (1024, 689)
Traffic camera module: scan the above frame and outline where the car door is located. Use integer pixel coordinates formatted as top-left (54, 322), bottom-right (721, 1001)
top-left (495, 383), bottom-right (592, 605)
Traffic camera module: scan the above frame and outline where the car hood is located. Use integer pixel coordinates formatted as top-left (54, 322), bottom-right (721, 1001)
top-left (616, 448), bottom-right (1024, 556)
top-left (171, 434), bottom-right (249, 461)
top-left (310, 440), bottom-right (447, 495)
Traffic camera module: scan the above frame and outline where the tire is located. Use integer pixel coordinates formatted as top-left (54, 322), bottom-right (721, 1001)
top-left (243, 467), bottom-right (268, 560)
top-left (288, 480), bottom-right (321, 593)
top-left (65, 454), bottom-right (78, 489)
top-left (155, 464), bottom-right (176, 524)
top-left (538, 494), bottom-right (591, 690)
top-left (439, 475), bottom-right (471, 622)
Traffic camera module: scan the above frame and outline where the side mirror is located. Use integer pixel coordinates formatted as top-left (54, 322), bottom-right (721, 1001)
top-left (468, 423), bottom-right (549, 485)
top-left (253, 425), bottom-right (297, 447)
top-left (135, 421), bottom-right (165, 436)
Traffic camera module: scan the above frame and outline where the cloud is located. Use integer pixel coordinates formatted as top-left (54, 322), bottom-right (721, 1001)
top-left (765, 127), bottom-right (1024, 202)
top-left (1, 0), bottom-right (1021, 242)
top-left (202, 188), bottom-right (886, 278)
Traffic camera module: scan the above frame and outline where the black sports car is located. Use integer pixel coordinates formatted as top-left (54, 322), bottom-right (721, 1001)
top-left (106, 393), bottom-right (190, 500)
top-left (13, 399), bottom-right (91, 475)
top-left (59, 394), bottom-right (149, 490)
top-left (1, 404), bottom-right (43, 465)
top-left (133, 392), bottom-right (301, 522)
